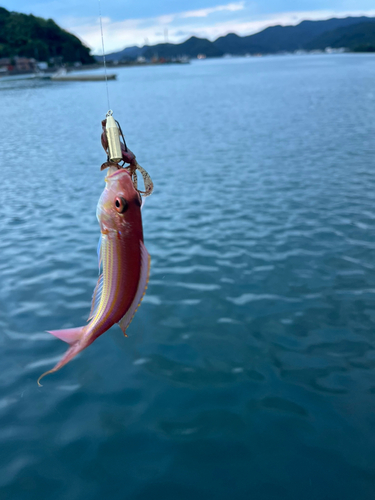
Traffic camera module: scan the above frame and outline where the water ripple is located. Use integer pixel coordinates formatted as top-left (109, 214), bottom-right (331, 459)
top-left (1, 55), bottom-right (375, 499)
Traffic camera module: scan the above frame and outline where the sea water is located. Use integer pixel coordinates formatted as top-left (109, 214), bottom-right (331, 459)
top-left (1, 54), bottom-right (375, 499)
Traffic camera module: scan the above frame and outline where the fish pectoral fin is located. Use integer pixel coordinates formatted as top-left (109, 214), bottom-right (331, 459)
top-left (118, 241), bottom-right (151, 335)
top-left (47, 326), bottom-right (85, 345)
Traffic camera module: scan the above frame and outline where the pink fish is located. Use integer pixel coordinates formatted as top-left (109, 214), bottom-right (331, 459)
top-left (38, 168), bottom-right (150, 385)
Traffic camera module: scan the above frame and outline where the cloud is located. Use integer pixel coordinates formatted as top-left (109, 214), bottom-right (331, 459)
top-left (176, 8), bottom-right (375, 41)
top-left (62, 6), bottom-right (375, 54)
top-left (63, 2), bottom-right (247, 52)
top-left (180, 2), bottom-right (245, 19)
top-left (156, 14), bottom-right (175, 25)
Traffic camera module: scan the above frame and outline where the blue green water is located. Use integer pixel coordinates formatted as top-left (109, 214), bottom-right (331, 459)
top-left (1, 54), bottom-right (375, 499)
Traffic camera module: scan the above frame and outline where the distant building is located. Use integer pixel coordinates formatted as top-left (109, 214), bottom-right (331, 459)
top-left (0, 58), bottom-right (11, 70)
top-left (14, 57), bottom-right (37, 71)
top-left (325, 47), bottom-right (346, 54)
top-left (0, 57), bottom-right (38, 73)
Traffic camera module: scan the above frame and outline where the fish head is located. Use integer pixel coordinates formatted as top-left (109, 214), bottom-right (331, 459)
top-left (97, 169), bottom-right (143, 236)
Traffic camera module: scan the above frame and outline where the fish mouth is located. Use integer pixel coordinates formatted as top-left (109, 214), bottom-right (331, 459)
top-left (105, 168), bottom-right (131, 181)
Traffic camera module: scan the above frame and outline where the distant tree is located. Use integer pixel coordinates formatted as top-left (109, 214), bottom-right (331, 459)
top-left (0, 7), bottom-right (94, 63)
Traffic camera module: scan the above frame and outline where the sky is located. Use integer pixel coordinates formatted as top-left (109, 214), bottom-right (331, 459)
top-left (3, 0), bottom-right (375, 54)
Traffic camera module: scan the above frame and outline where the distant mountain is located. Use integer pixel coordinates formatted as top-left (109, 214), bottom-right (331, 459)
top-left (0, 7), bottom-right (94, 63)
top-left (214, 16), bottom-right (375, 54)
top-left (143, 36), bottom-right (223, 59)
top-left (98, 36), bottom-right (223, 62)
top-left (98, 16), bottom-right (375, 62)
top-left (304, 21), bottom-right (375, 52)
top-left (101, 45), bottom-right (146, 62)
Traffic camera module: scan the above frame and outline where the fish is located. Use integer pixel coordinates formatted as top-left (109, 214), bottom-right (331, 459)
top-left (37, 168), bottom-right (150, 385)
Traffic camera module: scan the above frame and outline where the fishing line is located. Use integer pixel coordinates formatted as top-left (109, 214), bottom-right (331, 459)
top-left (97, 3), bottom-right (153, 198)
top-left (98, 0), bottom-right (110, 110)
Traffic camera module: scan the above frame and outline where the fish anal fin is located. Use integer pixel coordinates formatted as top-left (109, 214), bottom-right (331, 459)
top-left (47, 326), bottom-right (85, 345)
top-left (118, 241), bottom-right (151, 336)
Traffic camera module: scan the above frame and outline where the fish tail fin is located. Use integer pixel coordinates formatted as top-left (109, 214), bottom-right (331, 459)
top-left (38, 326), bottom-right (87, 386)
top-left (37, 340), bottom-right (84, 386)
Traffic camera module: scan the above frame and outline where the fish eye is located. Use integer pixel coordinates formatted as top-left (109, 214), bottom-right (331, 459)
top-left (115, 197), bottom-right (128, 213)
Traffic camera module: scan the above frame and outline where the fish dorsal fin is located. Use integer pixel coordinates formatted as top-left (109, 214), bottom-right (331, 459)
top-left (118, 241), bottom-right (150, 335)
top-left (88, 273), bottom-right (103, 322)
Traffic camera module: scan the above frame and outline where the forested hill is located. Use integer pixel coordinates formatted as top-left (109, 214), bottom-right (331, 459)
top-left (304, 21), bottom-right (375, 52)
top-left (0, 7), bottom-right (94, 63)
top-left (99, 16), bottom-right (375, 62)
